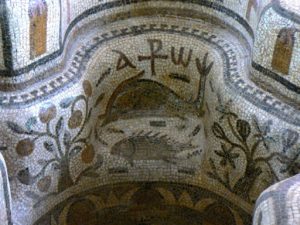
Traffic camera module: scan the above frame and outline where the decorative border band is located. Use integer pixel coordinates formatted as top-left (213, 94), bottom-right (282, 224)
top-left (0, 0), bottom-right (253, 77)
top-left (1, 22), bottom-right (300, 127)
top-left (252, 62), bottom-right (300, 95)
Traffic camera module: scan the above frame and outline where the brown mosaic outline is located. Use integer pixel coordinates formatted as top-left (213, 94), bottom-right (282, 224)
top-left (252, 0), bottom-right (300, 95)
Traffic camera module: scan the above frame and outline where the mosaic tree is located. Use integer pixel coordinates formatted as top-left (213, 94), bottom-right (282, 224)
top-left (207, 92), bottom-right (300, 202)
top-left (7, 80), bottom-right (104, 201)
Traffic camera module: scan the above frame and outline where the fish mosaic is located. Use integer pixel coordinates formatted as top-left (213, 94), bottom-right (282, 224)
top-left (111, 131), bottom-right (198, 165)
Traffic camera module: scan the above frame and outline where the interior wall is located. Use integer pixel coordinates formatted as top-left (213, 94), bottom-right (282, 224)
top-left (0, 0), bottom-right (268, 73)
top-left (4, 0), bottom-right (60, 70)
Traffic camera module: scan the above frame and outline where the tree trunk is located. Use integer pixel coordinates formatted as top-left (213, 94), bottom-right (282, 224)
top-left (58, 159), bottom-right (74, 192)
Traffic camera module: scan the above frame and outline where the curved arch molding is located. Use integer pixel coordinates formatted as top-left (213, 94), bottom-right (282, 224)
top-left (0, 153), bottom-right (12, 225)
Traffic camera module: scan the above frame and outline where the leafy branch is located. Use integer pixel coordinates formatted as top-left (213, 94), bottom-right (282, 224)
top-left (207, 94), bottom-right (295, 202)
top-left (7, 80), bottom-right (104, 200)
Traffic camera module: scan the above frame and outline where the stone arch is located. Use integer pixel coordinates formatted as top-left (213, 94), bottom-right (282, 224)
top-left (28, 0), bottom-right (48, 59)
top-left (271, 28), bottom-right (296, 75)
